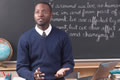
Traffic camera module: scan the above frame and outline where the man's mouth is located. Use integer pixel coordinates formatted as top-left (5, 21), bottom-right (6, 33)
top-left (38, 19), bottom-right (44, 22)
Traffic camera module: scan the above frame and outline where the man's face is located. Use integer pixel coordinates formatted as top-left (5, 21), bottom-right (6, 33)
top-left (34, 3), bottom-right (52, 27)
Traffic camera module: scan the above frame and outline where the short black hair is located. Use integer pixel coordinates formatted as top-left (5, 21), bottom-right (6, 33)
top-left (34, 1), bottom-right (52, 12)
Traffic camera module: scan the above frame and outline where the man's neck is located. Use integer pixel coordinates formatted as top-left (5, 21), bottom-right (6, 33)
top-left (37, 24), bottom-right (49, 31)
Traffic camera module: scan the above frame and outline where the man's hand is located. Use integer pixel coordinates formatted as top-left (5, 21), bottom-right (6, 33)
top-left (55, 68), bottom-right (70, 78)
top-left (34, 67), bottom-right (45, 80)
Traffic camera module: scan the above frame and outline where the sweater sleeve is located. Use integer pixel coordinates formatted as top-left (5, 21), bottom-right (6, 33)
top-left (62, 34), bottom-right (75, 76)
top-left (17, 36), bottom-right (34, 80)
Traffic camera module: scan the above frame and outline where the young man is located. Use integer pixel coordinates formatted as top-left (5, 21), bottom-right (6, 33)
top-left (17, 1), bottom-right (74, 80)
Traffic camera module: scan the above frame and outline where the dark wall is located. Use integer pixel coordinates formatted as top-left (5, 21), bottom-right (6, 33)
top-left (0, 0), bottom-right (35, 60)
top-left (0, 0), bottom-right (120, 61)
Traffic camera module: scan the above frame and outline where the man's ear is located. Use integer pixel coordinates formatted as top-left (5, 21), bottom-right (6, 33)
top-left (50, 12), bottom-right (53, 20)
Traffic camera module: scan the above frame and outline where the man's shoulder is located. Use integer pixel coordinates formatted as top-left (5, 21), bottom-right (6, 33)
top-left (52, 26), bottom-right (67, 35)
top-left (24, 28), bottom-right (34, 35)
top-left (19, 28), bottom-right (35, 40)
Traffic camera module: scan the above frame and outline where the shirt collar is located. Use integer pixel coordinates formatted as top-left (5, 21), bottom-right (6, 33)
top-left (35, 24), bottom-right (52, 36)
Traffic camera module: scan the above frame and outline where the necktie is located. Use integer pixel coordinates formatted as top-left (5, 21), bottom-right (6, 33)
top-left (42, 32), bottom-right (46, 37)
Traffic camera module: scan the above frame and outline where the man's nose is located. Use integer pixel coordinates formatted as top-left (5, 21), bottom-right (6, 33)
top-left (38, 12), bottom-right (44, 17)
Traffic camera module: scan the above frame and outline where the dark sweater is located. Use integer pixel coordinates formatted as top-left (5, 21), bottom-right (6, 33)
top-left (17, 26), bottom-right (74, 80)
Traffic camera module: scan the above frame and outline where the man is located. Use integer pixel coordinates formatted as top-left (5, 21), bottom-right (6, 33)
top-left (17, 1), bottom-right (74, 80)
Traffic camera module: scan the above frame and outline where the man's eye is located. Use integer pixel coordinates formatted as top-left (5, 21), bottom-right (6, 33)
top-left (35, 10), bottom-right (49, 14)
top-left (42, 11), bottom-right (49, 14)
top-left (35, 11), bottom-right (39, 14)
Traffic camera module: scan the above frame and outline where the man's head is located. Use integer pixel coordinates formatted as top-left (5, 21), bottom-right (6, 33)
top-left (34, 2), bottom-right (52, 30)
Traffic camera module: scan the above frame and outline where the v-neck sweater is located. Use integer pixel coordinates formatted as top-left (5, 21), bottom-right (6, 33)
top-left (17, 26), bottom-right (74, 80)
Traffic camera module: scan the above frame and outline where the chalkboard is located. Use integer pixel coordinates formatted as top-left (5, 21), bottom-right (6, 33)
top-left (1, 0), bottom-right (120, 61)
